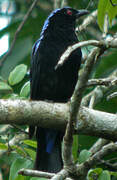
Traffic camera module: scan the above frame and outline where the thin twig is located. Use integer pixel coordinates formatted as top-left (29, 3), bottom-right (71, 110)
top-left (0, 0), bottom-right (39, 66)
top-left (61, 0), bottom-right (68, 8)
top-left (55, 40), bottom-right (100, 69)
top-left (89, 94), bottom-right (96, 109)
top-left (102, 14), bottom-right (109, 38)
top-left (89, 139), bottom-right (110, 155)
top-left (82, 69), bottom-right (117, 107)
top-left (77, 10), bottom-right (97, 32)
top-left (54, 0), bottom-right (61, 9)
top-left (111, 78), bottom-right (117, 85)
top-left (76, 142), bottom-right (117, 178)
top-left (98, 159), bottom-right (117, 171)
top-left (19, 168), bottom-right (55, 178)
top-left (86, 0), bottom-right (93, 10)
top-left (87, 78), bottom-right (114, 87)
top-left (107, 92), bottom-right (117, 101)
top-left (9, 133), bottom-right (28, 146)
top-left (55, 35), bottom-right (117, 70)
top-left (11, 124), bottom-right (29, 135)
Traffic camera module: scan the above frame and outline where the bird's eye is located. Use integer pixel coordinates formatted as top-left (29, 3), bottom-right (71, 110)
top-left (66, 9), bottom-right (72, 16)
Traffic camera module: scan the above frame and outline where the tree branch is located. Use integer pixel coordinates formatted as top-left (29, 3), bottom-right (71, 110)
top-left (89, 139), bottom-right (110, 155)
top-left (87, 78), bottom-right (117, 87)
top-left (19, 168), bottom-right (73, 180)
top-left (55, 35), bottom-right (117, 69)
top-left (107, 92), bottom-right (117, 100)
top-left (0, 100), bottom-right (117, 140)
top-left (19, 168), bottom-right (55, 178)
top-left (61, 48), bottom-right (100, 176)
top-left (75, 142), bottom-right (117, 178)
top-left (55, 40), bottom-right (100, 69)
top-left (82, 69), bottom-right (117, 107)
top-left (77, 10), bottom-right (97, 32)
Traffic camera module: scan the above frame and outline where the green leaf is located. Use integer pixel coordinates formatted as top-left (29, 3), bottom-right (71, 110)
top-left (110, 171), bottom-right (117, 177)
top-left (106, 0), bottom-right (117, 26)
top-left (8, 64), bottom-right (27, 86)
top-left (78, 149), bottom-right (91, 164)
top-left (98, 0), bottom-right (117, 31)
top-left (15, 174), bottom-right (30, 180)
top-left (24, 148), bottom-right (36, 161)
top-left (98, 0), bottom-right (108, 31)
top-left (0, 81), bottom-right (12, 94)
top-left (98, 170), bottom-right (111, 180)
top-left (23, 140), bottom-right (37, 148)
top-left (0, 142), bottom-right (8, 150)
top-left (87, 168), bottom-right (103, 180)
top-left (9, 158), bottom-right (32, 180)
top-left (20, 81), bottom-right (30, 98)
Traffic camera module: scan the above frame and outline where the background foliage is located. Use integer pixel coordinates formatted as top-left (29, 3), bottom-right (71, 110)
top-left (0, 0), bottom-right (117, 179)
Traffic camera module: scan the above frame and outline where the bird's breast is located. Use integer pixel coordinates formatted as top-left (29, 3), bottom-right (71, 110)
top-left (38, 39), bottom-right (81, 102)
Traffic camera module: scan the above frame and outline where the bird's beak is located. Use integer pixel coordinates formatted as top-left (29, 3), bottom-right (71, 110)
top-left (76, 9), bottom-right (89, 18)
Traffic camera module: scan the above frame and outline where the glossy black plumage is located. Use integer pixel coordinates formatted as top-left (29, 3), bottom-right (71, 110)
top-left (30, 7), bottom-right (88, 173)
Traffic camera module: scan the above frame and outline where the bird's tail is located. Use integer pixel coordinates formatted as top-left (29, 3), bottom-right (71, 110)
top-left (34, 127), bottom-right (63, 173)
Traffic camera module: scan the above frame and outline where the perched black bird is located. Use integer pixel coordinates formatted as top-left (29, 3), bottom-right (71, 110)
top-left (30, 7), bottom-right (88, 173)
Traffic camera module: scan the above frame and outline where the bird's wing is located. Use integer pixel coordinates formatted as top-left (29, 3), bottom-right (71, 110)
top-left (30, 39), bottom-right (41, 100)
top-left (29, 40), bottom-right (42, 139)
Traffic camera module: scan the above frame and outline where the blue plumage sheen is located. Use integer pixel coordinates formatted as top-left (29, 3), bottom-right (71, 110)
top-left (40, 8), bottom-right (61, 37)
top-left (30, 7), bottom-right (88, 173)
top-left (33, 7), bottom-right (69, 56)
top-left (46, 130), bottom-right (57, 153)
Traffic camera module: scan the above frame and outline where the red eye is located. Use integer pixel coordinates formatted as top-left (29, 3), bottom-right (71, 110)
top-left (66, 9), bottom-right (72, 16)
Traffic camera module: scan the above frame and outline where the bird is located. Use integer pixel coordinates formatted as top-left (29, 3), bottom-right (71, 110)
top-left (30, 7), bottom-right (89, 173)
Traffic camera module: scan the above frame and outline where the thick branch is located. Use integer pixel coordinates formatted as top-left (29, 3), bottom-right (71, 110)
top-left (0, 100), bottom-right (117, 140)
top-left (0, 100), bottom-right (68, 129)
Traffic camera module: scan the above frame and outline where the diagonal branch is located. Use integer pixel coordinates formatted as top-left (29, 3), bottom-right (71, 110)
top-left (55, 40), bottom-right (100, 69)
top-left (55, 35), bottom-right (117, 69)
top-left (75, 142), bottom-right (117, 178)
top-left (77, 10), bottom-right (97, 32)
top-left (61, 47), bottom-right (105, 179)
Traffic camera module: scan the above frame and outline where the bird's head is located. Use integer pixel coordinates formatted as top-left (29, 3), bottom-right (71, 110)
top-left (41, 7), bottom-right (89, 36)
top-left (51, 7), bottom-right (89, 20)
